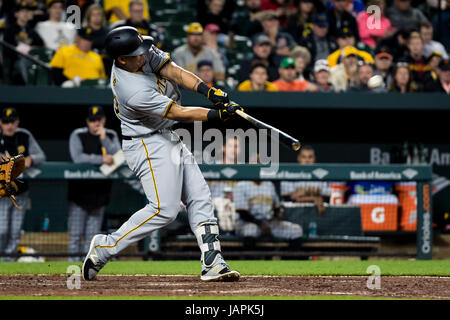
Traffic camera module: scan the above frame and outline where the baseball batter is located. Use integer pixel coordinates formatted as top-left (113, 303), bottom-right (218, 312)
top-left (82, 26), bottom-right (242, 282)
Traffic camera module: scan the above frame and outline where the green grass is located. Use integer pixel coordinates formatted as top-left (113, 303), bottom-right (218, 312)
top-left (1, 260), bottom-right (450, 276)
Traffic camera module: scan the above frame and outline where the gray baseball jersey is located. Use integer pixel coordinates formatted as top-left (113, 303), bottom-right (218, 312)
top-left (110, 45), bottom-right (181, 137)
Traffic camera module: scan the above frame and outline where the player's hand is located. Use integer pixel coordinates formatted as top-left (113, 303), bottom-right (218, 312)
top-left (97, 126), bottom-right (107, 140)
top-left (24, 156), bottom-right (33, 168)
top-left (207, 87), bottom-right (230, 106)
top-left (103, 154), bottom-right (114, 166)
top-left (207, 102), bottom-right (244, 122)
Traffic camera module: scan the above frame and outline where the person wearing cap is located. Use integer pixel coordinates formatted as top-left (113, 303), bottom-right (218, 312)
top-left (374, 48), bottom-right (393, 88)
top-left (326, 0), bottom-right (359, 41)
top-left (196, 59), bottom-right (218, 88)
top-left (327, 28), bottom-right (374, 68)
top-left (356, 0), bottom-right (393, 49)
top-left (311, 59), bottom-right (339, 92)
top-left (299, 13), bottom-right (338, 62)
top-left (172, 22), bottom-right (225, 80)
top-left (419, 20), bottom-right (449, 60)
top-left (2, 3), bottom-right (43, 85)
top-left (238, 33), bottom-right (281, 82)
top-left (49, 26), bottom-right (107, 86)
top-left (237, 60), bottom-right (278, 91)
top-left (0, 107), bottom-right (46, 261)
top-left (203, 23), bottom-right (229, 68)
top-left (229, 0), bottom-right (264, 38)
top-left (329, 45), bottom-right (359, 91)
top-left (103, 0), bottom-right (150, 24)
top-left (386, 0), bottom-right (428, 32)
top-left (67, 106), bottom-right (121, 261)
top-left (35, 0), bottom-right (77, 51)
top-left (424, 59), bottom-right (450, 94)
top-left (113, 0), bottom-right (163, 49)
top-left (255, 10), bottom-right (296, 56)
top-left (375, 28), bottom-right (411, 62)
top-left (273, 56), bottom-right (317, 91)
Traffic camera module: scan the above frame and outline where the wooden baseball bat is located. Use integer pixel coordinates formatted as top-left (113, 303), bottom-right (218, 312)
top-left (235, 109), bottom-right (301, 151)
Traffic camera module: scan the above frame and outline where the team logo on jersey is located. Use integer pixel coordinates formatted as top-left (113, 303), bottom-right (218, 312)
top-left (17, 145), bottom-right (25, 154)
top-left (112, 72), bottom-right (117, 87)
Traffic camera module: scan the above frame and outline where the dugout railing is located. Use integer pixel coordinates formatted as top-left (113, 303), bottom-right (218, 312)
top-left (0, 162), bottom-right (433, 261)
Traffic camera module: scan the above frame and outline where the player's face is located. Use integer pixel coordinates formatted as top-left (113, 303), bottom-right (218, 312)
top-left (298, 150), bottom-right (315, 165)
top-left (119, 54), bottom-right (146, 72)
top-left (0, 120), bottom-right (19, 137)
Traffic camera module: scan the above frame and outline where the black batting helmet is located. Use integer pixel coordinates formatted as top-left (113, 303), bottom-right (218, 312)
top-left (104, 26), bottom-right (153, 59)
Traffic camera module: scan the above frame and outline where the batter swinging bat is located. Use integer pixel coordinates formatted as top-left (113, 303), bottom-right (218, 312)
top-left (234, 108), bottom-right (301, 152)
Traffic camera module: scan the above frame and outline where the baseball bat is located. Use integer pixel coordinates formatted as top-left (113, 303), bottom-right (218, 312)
top-left (235, 109), bottom-right (301, 151)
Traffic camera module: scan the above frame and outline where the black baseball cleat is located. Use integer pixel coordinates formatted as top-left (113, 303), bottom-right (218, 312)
top-left (201, 263), bottom-right (240, 282)
top-left (82, 234), bottom-right (106, 281)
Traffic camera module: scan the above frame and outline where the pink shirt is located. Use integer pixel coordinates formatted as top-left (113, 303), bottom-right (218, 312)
top-left (357, 11), bottom-right (392, 48)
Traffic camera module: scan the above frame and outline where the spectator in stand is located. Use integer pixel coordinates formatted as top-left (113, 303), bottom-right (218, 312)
top-left (420, 20), bottom-right (449, 59)
top-left (285, 0), bottom-right (317, 43)
top-left (429, 0), bottom-right (450, 50)
top-left (273, 56), bottom-right (317, 91)
top-left (114, 0), bottom-right (162, 49)
top-left (20, 0), bottom-right (47, 28)
top-left (312, 59), bottom-right (339, 92)
top-left (349, 62), bottom-right (387, 92)
top-left (376, 28), bottom-right (411, 61)
top-left (3, 3), bottom-right (43, 85)
top-left (386, 0), bottom-right (428, 32)
top-left (326, 0), bottom-right (359, 41)
top-left (329, 46), bottom-right (359, 91)
top-left (238, 33), bottom-right (282, 82)
top-left (196, 59), bottom-right (225, 89)
top-left (35, 0), bottom-right (77, 51)
top-left (103, 0), bottom-right (150, 24)
top-left (299, 13), bottom-right (338, 62)
top-left (65, 0), bottom-right (96, 21)
top-left (260, 0), bottom-right (296, 27)
top-left (203, 23), bottom-right (228, 68)
top-left (357, 0), bottom-right (393, 49)
top-left (290, 46), bottom-right (311, 80)
top-left (428, 51), bottom-right (443, 79)
top-left (327, 28), bottom-right (374, 68)
top-left (388, 61), bottom-right (418, 93)
top-left (406, 32), bottom-right (432, 90)
top-left (230, 0), bottom-right (264, 38)
top-left (326, 0), bottom-right (365, 17)
top-left (83, 4), bottom-right (109, 54)
top-left (257, 10), bottom-right (296, 56)
top-left (0, 107), bottom-right (46, 262)
top-left (197, 0), bottom-right (233, 33)
top-left (49, 27), bottom-right (106, 86)
top-left (238, 60), bottom-right (279, 91)
top-left (373, 47), bottom-right (394, 89)
top-left (424, 59), bottom-right (450, 94)
top-left (172, 22), bottom-right (225, 80)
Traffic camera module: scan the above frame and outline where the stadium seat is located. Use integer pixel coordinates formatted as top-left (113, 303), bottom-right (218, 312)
top-left (29, 47), bottom-right (55, 63)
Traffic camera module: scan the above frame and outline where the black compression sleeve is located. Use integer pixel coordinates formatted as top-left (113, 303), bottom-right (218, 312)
top-left (197, 82), bottom-right (211, 96)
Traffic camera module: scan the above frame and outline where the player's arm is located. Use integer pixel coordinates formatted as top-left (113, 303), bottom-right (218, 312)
top-left (159, 62), bottom-right (229, 107)
top-left (165, 101), bottom-right (243, 122)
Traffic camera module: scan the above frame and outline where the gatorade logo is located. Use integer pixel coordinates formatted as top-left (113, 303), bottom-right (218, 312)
top-left (371, 207), bottom-right (385, 224)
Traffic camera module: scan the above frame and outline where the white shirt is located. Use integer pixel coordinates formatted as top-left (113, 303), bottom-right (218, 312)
top-left (36, 21), bottom-right (77, 51)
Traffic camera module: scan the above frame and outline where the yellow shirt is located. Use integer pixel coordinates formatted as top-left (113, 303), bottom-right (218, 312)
top-left (104, 0), bottom-right (150, 23)
top-left (328, 49), bottom-right (374, 68)
top-left (237, 80), bottom-right (279, 91)
top-left (50, 45), bottom-right (106, 81)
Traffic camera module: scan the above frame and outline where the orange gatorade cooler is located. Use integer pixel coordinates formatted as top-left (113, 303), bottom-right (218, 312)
top-left (348, 194), bottom-right (399, 231)
top-left (395, 182), bottom-right (417, 231)
top-left (329, 182), bottom-right (347, 205)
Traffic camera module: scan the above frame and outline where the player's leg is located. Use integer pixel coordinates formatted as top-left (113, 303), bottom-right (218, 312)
top-left (180, 144), bottom-right (239, 281)
top-left (82, 134), bottom-right (183, 280)
top-left (82, 206), bottom-right (105, 256)
top-left (3, 195), bottom-right (28, 259)
top-left (68, 202), bottom-right (88, 262)
top-left (0, 198), bottom-right (11, 259)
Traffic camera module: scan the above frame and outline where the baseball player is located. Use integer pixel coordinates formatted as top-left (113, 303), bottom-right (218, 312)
top-left (233, 180), bottom-right (303, 250)
top-left (82, 26), bottom-right (241, 282)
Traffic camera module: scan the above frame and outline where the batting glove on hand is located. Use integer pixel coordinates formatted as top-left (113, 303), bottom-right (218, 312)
top-left (207, 102), bottom-right (244, 122)
top-left (207, 87), bottom-right (230, 106)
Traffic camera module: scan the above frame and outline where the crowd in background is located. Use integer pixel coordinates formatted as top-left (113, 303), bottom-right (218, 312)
top-left (0, 0), bottom-right (450, 93)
